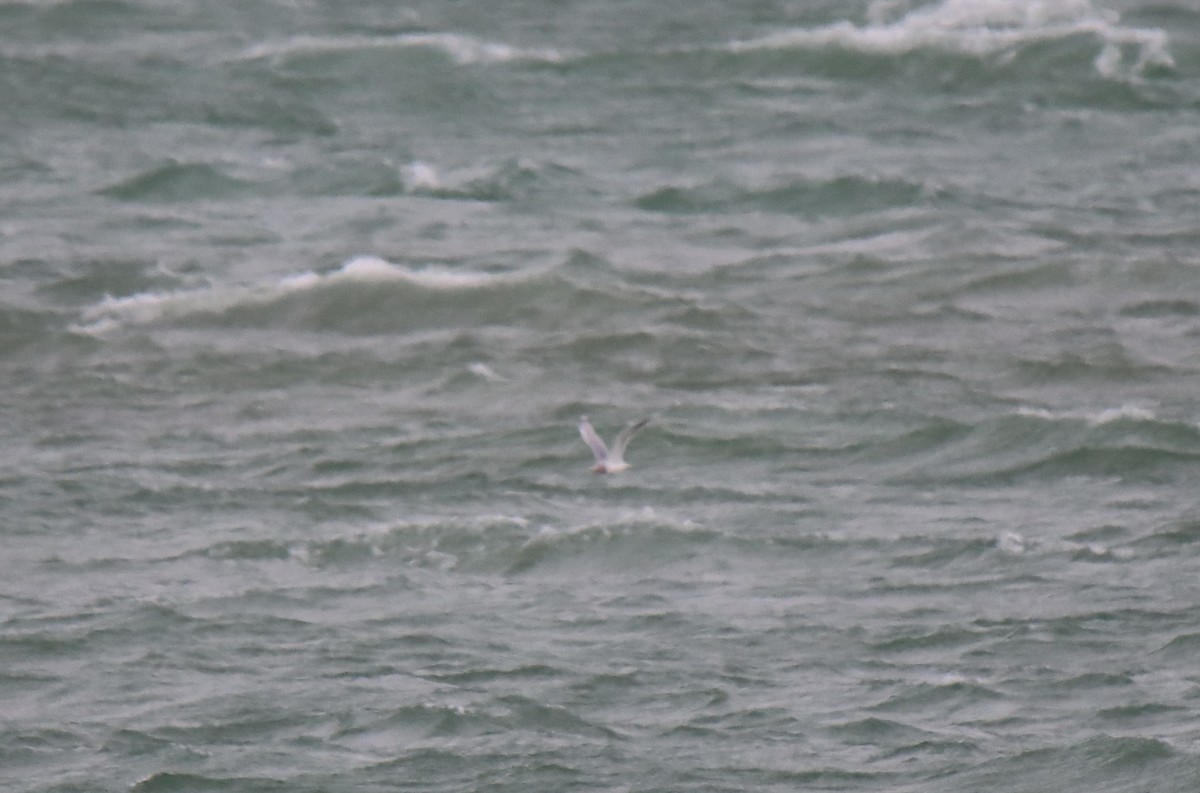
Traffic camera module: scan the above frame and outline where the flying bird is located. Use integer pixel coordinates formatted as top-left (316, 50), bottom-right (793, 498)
top-left (579, 415), bottom-right (649, 474)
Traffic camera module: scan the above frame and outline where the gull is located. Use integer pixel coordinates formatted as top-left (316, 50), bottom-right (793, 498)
top-left (579, 415), bottom-right (649, 474)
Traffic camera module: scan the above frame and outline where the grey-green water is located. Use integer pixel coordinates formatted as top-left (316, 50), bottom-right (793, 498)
top-left (4, 1), bottom-right (1200, 791)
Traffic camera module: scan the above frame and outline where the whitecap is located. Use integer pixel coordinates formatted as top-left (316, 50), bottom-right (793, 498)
top-left (727, 0), bottom-right (1173, 78)
top-left (331, 255), bottom-right (502, 290)
top-left (71, 284), bottom-right (254, 335)
top-left (398, 32), bottom-right (567, 66)
top-left (70, 255), bottom-right (508, 335)
top-left (1015, 404), bottom-right (1156, 426)
top-left (401, 160), bottom-right (442, 192)
top-left (239, 32), bottom-right (567, 67)
top-left (996, 531), bottom-right (1027, 554)
top-left (1087, 405), bottom-right (1155, 426)
top-left (467, 362), bottom-right (505, 382)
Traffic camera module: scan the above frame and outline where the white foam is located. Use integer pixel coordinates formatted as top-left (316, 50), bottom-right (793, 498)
top-left (1087, 405), bottom-right (1156, 426)
top-left (240, 32), bottom-right (567, 67)
top-left (467, 362), bottom-right (505, 381)
top-left (728, 0), bottom-right (1173, 78)
top-left (400, 32), bottom-right (567, 66)
top-left (1016, 404), bottom-right (1156, 425)
top-left (71, 255), bottom-right (506, 335)
top-left (401, 161), bottom-right (442, 192)
top-left (996, 531), bottom-right (1028, 554)
top-left (74, 285), bottom-right (253, 333)
top-left (278, 271), bottom-right (322, 291)
top-left (333, 255), bottom-right (408, 282)
top-left (334, 255), bottom-right (501, 290)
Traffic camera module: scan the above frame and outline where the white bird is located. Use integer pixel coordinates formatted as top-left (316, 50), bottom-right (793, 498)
top-left (579, 415), bottom-right (649, 474)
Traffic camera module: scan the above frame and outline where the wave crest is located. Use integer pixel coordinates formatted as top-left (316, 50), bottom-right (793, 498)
top-left (239, 32), bottom-right (567, 67)
top-left (728, 0), bottom-right (1173, 78)
top-left (71, 256), bottom-right (516, 335)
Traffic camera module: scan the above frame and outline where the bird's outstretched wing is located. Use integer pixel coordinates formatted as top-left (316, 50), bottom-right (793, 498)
top-left (609, 418), bottom-right (649, 463)
top-left (579, 416), bottom-right (609, 464)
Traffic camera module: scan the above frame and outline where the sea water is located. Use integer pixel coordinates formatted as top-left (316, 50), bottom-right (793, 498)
top-left (3, 1), bottom-right (1200, 791)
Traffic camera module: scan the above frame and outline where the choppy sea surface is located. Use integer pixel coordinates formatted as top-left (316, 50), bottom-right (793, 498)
top-left (4, 1), bottom-right (1200, 790)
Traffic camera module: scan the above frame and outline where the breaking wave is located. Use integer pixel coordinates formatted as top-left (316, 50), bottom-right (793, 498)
top-left (238, 31), bottom-right (569, 67)
top-left (71, 255), bottom-right (522, 336)
top-left (726, 0), bottom-right (1173, 79)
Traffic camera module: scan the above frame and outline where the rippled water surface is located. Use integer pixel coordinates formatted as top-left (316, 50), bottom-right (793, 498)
top-left (4, 1), bottom-right (1200, 791)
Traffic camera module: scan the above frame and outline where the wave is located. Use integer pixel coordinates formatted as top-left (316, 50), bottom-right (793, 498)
top-left (197, 514), bottom-right (1106, 580)
top-left (635, 174), bottom-right (932, 217)
top-left (945, 735), bottom-right (1185, 791)
top-left (398, 158), bottom-right (585, 202)
top-left (195, 510), bottom-right (722, 576)
top-left (68, 246), bottom-right (706, 340)
top-left (196, 508), bottom-right (1023, 579)
top-left (238, 31), bottom-right (568, 68)
top-left (70, 255), bottom-right (535, 336)
top-left (725, 0), bottom-right (1173, 79)
top-left (868, 406), bottom-right (1200, 485)
top-left (1014, 404), bottom-right (1158, 426)
top-left (94, 156), bottom-right (581, 204)
top-left (97, 161), bottom-right (254, 203)
top-left (871, 678), bottom-right (1004, 714)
